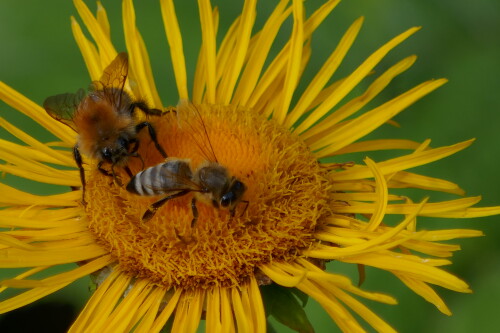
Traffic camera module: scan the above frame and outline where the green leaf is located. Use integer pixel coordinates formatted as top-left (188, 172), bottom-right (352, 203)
top-left (261, 284), bottom-right (314, 333)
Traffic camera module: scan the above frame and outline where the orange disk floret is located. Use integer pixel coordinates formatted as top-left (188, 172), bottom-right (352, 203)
top-left (84, 104), bottom-right (332, 289)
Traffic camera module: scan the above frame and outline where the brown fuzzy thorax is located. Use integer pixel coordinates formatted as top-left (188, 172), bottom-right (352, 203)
top-left (74, 95), bottom-right (135, 159)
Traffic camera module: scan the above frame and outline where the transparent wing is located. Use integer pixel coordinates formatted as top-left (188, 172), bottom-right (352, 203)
top-left (42, 88), bottom-right (86, 131)
top-left (89, 52), bottom-right (129, 110)
top-left (176, 100), bottom-right (219, 163)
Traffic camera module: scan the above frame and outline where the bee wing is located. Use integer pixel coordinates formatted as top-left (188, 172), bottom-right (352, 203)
top-left (43, 88), bottom-right (86, 131)
top-left (128, 159), bottom-right (203, 196)
top-left (89, 52), bottom-right (129, 109)
top-left (176, 100), bottom-right (219, 163)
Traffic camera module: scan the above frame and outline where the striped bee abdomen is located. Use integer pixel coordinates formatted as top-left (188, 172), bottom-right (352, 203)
top-left (126, 159), bottom-right (193, 196)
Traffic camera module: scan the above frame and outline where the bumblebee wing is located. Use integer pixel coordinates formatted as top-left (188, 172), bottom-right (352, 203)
top-left (43, 88), bottom-right (86, 131)
top-left (176, 100), bottom-right (219, 163)
top-left (90, 52), bottom-right (129, 109)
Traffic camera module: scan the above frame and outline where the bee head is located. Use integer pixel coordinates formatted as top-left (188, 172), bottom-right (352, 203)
top-left (220, 179), bottom-right (246, 208)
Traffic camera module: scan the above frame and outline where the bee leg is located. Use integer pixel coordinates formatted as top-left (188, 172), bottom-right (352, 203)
top-left (237, 200), bottom-right (250, 218)
top-left (97, 161), bottom-right (112, 177)
top-left (130, 101), bottom-right (163, 116)
top-left (110, 164), bottom-right (123, 187)
top-left (190, 197), bottom-right (199, 227)
top-left (124, 166), bottom-right (133, 178)
top-left (73, 145), bottom-right (87, 206)
top-left (135, 122), bottom-right (168, 158)
top-left (128, 139), bottom-right (145, 170)
top-left (142, 190), bottom-right (190, 222)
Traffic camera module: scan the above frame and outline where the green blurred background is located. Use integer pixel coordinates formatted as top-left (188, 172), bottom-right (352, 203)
top-left (1, 0), bottom-right (499, 332)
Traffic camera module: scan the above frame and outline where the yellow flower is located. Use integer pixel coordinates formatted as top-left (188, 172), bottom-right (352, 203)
top-left (0, 0), bottom-right (498, 332)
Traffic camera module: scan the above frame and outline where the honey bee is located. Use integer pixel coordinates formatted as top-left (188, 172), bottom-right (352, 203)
top-left (43, 52), bottom-right (167, 202)
top-left (126, 102), bottom-right (247, 226)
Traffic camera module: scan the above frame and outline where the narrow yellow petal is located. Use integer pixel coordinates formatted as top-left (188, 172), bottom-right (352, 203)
top-left (396, 273), bottom-right (452, 315)
top-left (320, 138), bottom-right (420, 155)
top-left (206, 288), bottom-right (222, 333)
top-left (133, 287), bottom-right (167, 333)
top-left (259, 262), bottom-right (307, 287)
top-left (0, 82), bottom-right (75, 144)
top-left (0, 185), bottom-right (79, 208)
top-left (333, 196), bottom-right (481, 216)
top-left (389, 171), bottom-right (465, 195)
top-left (70, 270), bottom-right (130, 333)
top-left (0, 118), bottom-right (73, 166)
top-left (342, 252), bottom-right (471, 292)
top-left (233, 0), bottom-right (291, 106)
top-left (0, 139), bottom-right (72, 167)
top-left (432, 206), bottom-right (500, 218)
top-left (333, 139), bottom-right (473, 181)
top-left (96, 1), bottom-right (110, 39)
top-left (364, 157), bottom-right (388, 231)
top-left (70, 16), bottom-right (102, 81)
top-left (231, 288), bottom-right (250, 333)
top-left (150, 289), bottom-right (182, 332)
top-left (1, 255), bottom-right (113, 288)
top-left (326, 283), bottom-right (397, 332)
top-left (297, 279), bottom-right (364, 332)
top-left (0, 282), bottom-right (72, 314)
top-left (73, 0), bottom-right (117, 66)
top-left (160, 0), bottom-right (189, 100)
top-left (315, 79), bottom-right (448, 156)
top-left (171, 289), bottom-right (205, 333)
top-left (0, 233), bottom-right (37, 251)
top-left (273, 0), bottom-right (303, 124)
top-left (303, 55), bottom-right (417, 143)
top-left (248, 0), bottom-right (338, 110)
top-left (295, 27), bottom-right (421, 134)
top-left (247, 276), bottom-right (266, 332)
top-left (122, 0), bottom-right (162, 107)
top-left (216, 0), bottom-right (256, 104)
top-left (102, 279), bottom-right (153, 332)
top-left (285, 17), bottom-right (364, 128)
top-left (0, 266), bottom-right (49, 294)
top-left (198, 0), bottom-right (217, 103)
top-left (220, 287), bottom-right (235, 332)
top-left (0, 164), bottom-right (78, 187)
top-left (0, 244), bottom-right (107, 268)
top-left (307, 200), bottom-right (426, 258)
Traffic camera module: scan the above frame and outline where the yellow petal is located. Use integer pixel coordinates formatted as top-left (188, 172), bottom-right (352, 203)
top-left (216, 0), bottom-right (256, 104)
top-left (0, 82), bottom-right (75, 143)
top-left (71, 16), bottom-right (102, 81)
top-left (122, 0), bottom-right (162, 107)
top-left (285, 17), bottom-right (364, 128)
top-left (295, 27), bottom-right (421, 134)
top-left (160, 0), bottom-right (189, 100)
top-left (333, 139), bottom-right (473, 181)
top-left (273, 0), bottom-right (303, 124)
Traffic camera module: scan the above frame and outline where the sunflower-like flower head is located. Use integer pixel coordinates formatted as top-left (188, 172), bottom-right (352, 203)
top-left (0, 0), bottom-right (498, 332)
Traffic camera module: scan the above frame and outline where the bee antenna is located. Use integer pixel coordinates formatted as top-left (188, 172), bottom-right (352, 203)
top-left (193, 104), bottom-right (219, 163)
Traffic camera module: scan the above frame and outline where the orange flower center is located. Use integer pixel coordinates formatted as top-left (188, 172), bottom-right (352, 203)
top-left (84, 104), bottom-right (332, 289)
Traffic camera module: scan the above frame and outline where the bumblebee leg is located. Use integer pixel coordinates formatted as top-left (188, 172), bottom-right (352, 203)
top-left (130, 101), bottom-right (163, 116)
top-left (135, 122), bottom-right (167, 158)
top-left (97, 161), bottom-right (112, 177)
top-left (110, 164), bottom-right (123, 187)
top-left (191, 197), bottom-right (199, 227)
top-left (237, 200), bottom-right (250, 218)
top-left (124, 166), bottom-right (133, 178)
top-left (73, 145), bottom-right (86, 205)
top-left (142, 190), bottom-right (190, 222)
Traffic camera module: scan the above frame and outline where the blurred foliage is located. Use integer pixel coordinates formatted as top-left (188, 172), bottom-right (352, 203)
top-left (1, 0), bottom-right (499, 332)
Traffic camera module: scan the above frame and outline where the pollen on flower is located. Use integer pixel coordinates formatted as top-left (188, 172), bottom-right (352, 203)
top-left (84, 104), bottom-right (332, 289)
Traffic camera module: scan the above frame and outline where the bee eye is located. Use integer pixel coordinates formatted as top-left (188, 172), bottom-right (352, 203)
top-left (221, 193), bottom-right (234, 207)
top-left (102, 147), bottom-right (112, 160)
